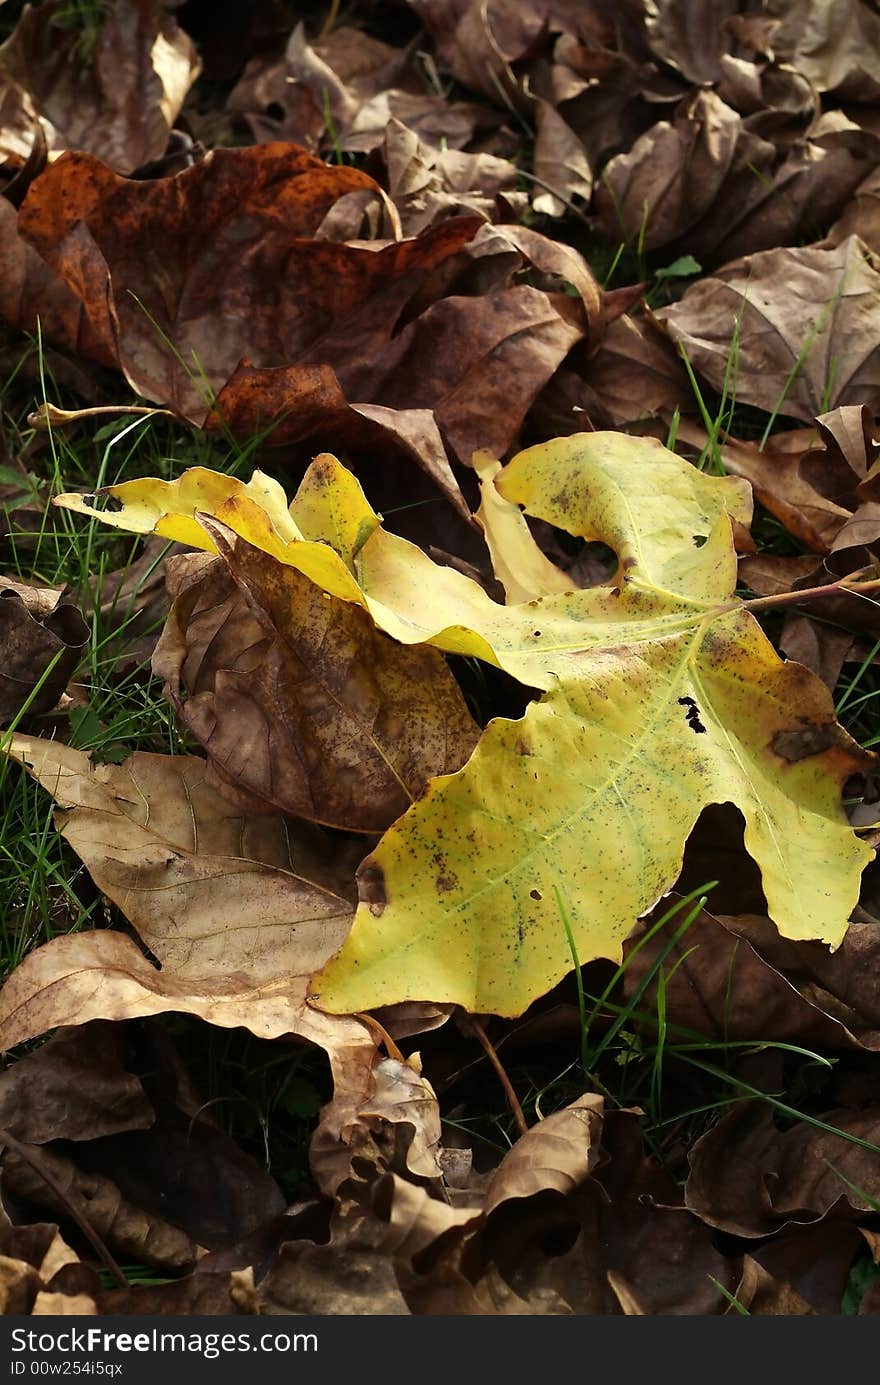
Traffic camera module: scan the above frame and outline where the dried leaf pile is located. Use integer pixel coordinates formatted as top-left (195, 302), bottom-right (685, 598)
top-left (3, 0), bottom-right (880, 1318)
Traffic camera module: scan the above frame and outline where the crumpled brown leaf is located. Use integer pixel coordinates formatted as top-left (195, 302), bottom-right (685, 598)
top-left (0, 0), bottom-right (200, 174)
top-left (659, 236), bottom-right (880, 422)
top-left (229, 23), bottom-right (489, 156)
top-left (0, 576), bottom-right (88, 722)
top-left (0, 1020), bottom-right (285, 1271)
top-left (376, 118), bottom-right (526, 235)
top-left (686, 1099), bottom-right (880, 1238)
top-left (0, 739), bottom-right (374, 1098)
top-left (152, 538), bottom-right (479, 833)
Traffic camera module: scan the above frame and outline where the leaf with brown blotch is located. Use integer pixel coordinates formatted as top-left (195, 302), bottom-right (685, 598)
top-left (0, 739), bottom-right (374, 1098)
top-left (16, 144), bottom-right (408, 420)
top-left (152, 538), bottom-right (480, 833)
top-left (686, 1099), bottom-right (880, 1238)
top-left (0, 576), bottom-right (88, 722)
top-left (659, 237), bottom-right (880, 423)
top-left (0, 0), bottom-right (200, 175)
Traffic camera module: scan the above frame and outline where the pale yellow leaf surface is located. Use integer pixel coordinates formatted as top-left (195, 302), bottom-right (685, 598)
top-left (473, 449), bottom-right (571, 603)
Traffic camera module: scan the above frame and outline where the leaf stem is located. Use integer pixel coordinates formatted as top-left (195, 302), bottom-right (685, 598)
top-left (740, 577), bottom-right (880, 614)
top-left (460, 1012), bottom-right (528, 1136)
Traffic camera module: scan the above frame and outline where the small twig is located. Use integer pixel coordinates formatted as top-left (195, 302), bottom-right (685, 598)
top-left (459, 1012), bottom-right (528, 1137)
top-left (0, 1128), bottom-right (129, 1289)
top-left (355, 1012), bottom-right (406, 1063)
top-left (741, 577), bottom-right (880, 614)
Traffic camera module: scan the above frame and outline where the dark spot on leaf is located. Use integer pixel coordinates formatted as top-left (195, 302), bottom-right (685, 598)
top-left (530, 888), bottom-right (542, 901)
top-left (533, 630), bottom-right (542, 638)
top-left (772, 722), bottom-right (846, 762)
top-left (516, 739), bottom-right (532, 756)
top-left (358, 860), bottom-right (387, 915)
top-left (693, 534), bottom-right (708, 547)
top-left (437, 873), bottom-right (458, 892)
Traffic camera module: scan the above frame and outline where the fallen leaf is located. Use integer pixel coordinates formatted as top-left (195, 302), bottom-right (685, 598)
top-left (767, 0), bottom-right (880, 100)
top-left (686, 1099), bottom-right (880, 1237)
top-left (16, 143), bottom-right (397, 419)
top-left (152, 537), bottom-right (479, 832)
top-left (0, 0), bottom-right (200, 174)
top-left (0, 739), bottom-right (374, 1100)
top-left (659, 237), bottom-right (880, 422)
top-left (0, 576), bottom-right (88, 721)
top-left (56, 439), bottom-right (874, 1018)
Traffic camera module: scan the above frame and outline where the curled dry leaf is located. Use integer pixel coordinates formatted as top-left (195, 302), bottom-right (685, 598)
top-left (377, 118), bottom-right (525, 235)
top-left (152, 536), bottom-right (479, 833)
top-left (686, 1099), bottom-right (880, 1238)
top-left (659, 236), bottom-right (880, 422)
top-left (0, 576), bottom-right (88, 722)
top-left (0, 0), bottom-right (200, 174)
top-left (228, 22), bottom-right (486, 156)
top-left (0, 739), bottom-right (374, 1104)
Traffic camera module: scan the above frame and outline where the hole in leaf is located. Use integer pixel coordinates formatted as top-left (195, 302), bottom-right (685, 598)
top-left (81, 491), bottom-right (123, 512)
top-left (693, 534), bottom-right (708, 547)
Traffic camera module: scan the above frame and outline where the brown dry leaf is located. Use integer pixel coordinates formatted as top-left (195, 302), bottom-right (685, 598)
top-left (0, 0), bottom-right (200, 175)
top-left (1, 1140), bottom-right (200, 1271)
top-left (0, 576), bottom-right (88, 722)
top-left (829, 165), bottom-right (880, 253)
top-left (595, 90), bottom-right (774, 253)
top-left (0, 197), bottom-right (115, 361)
top-left (0, 1021), bottom-right (286, 1264)
top-left (0, 739), bottom-right (374, 1093)
top-left (311, 1054), bottom-right (444, 1198)
top-left (152, 538), bottom-right (479, 833)
top-left (767, 0), bottom-right (880, 100)
top-left (0, 1217), bottom-right (85, 1314)
top-left (622, 903), bottom-right (865, 1052)
top-left (686, 1099), bottom-right (880, 1238)
top-left (207, 363), bottom-right (469, 518)
top-left (644, 0), bottom-right (749, 85)
top-left (16, 144), bottom-right (398, 420)
top-left (16, 147), bottom-right (590, 475)
top-left (696, 427), bottom-right (853, 555)
top-left (579, 312), bottom-right (693, 429)
top-left (378, 118), bottom-right (525, 235)
top-left (532, 100), bottom-right (593, 216)
top-left (597, 96), bottom-right (876, 262)
top-left (228, 22), bottom-right (486, 156)
top-left (0, 1022), bottom-right (152, 1145)
top-left (660, 237), bottom-right (880, 422)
